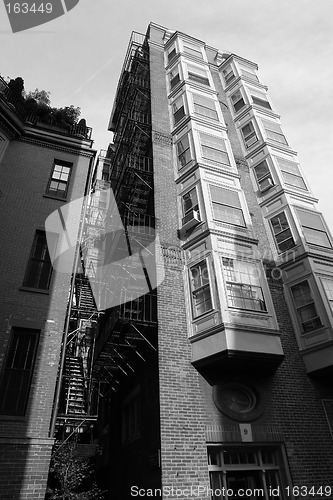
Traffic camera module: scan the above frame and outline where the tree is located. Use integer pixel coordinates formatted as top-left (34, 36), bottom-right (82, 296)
top-left (46, 441), bottom-right (105, 500)
top-left (25, 88), bottom-right (51, 107)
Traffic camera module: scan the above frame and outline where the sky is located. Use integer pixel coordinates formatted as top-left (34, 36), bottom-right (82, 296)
top-left (1, 0), bottom-right (332, 230)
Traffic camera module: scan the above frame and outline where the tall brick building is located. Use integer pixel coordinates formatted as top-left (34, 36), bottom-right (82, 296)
top-left (87, 23), bottom-right (333, 499)
top-left (0, 77), bottom-right (96, 499)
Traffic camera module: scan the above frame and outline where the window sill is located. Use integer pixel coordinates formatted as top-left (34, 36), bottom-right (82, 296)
top-left (43, 194), bottom-right (68, 202)
top-left (19, 286), bottom-right (49, 295)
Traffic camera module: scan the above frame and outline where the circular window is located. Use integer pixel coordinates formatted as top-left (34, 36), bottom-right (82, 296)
top-left (213, 381), bottom-right (264, 422)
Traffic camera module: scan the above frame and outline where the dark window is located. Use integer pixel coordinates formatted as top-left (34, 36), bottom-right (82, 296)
top-left (222, 66), bottom-right (235, 85)
top-left (122, 388), bottom-right (140, 444)
top-left (222, 258), bottom-right (267, 312)
top-left (190, 260), bottom-right (212, 317)
top-left (251, 94), bottom-right (272, 109)
top-left (0, 328), bottom-right (39, 415)
top-left (167, 48), bottom-right (177, 63)
top-left (173, 96), bottom-right (185, 125)
top-left (210, 186), bottom-right (245, 226)
top-left (270, 212), bottom-right (296, 252)
top-left (291, 281), bottom-right (322, 333)
top-left (296, 210), bottom-right (332, 248)
top-left (200, 133), bottom-right (230, 166)
top-left (231, 90), bottom-right (246, 113)
top-left (182, 187), bottom-right (199, 218)
top-left (46, 160), bottom-right (72, 199)
top-left (23, 230), bottom-right (53, 290)
top-left (170, 66), bottom-right (180, 89)
top-left (241, 122), bottom-right (259, 148)
top-left (253, 159), bottom-right (274, 192)
top-left (193, 94), bottom-right (218, 120)
top-left (177, 133), bottom-right (192, 168)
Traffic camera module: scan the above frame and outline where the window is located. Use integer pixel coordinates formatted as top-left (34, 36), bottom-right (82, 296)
top-left (169, 65), bottom-right (180, 89)
top-left (250, 89), bottom-right (272, 110)
top-left (253, 159), bottom-right (274, 192)
top-left (0, 328), bottom-right (39, 415)
top-left (296, 210), bottom-right (332, 248)
top-left (322, 279), bottom-right (333, 313)
top-left (207, 445), bottom-right (290, 500)
top-left (177, 133), bottom-right (192, 168)
top-left (275, 157), bottom-right (307, 190)
top-left (167, 46), bottom-right (177, 63)
top-left (222, 258), bottom-right (267, 312)
top-left (182, 187), bottom-right (200, 219)
top-left (122, 387), bottom-right (140, 444)
top-left (270, 212), bottom-right (296, 252)
top-left (183, 41), bottom-right (203, 59)
top-left (322, 400), bottom-right (333, 439)
top-left (46, 160), bottom-right (72, 199)
top-left (210, 186), bottom-right (245, 226)
top-left (23, 230), bottom-right (53, 290)
top-left (240, 67), bottom-right (259, 82)
top-left (241, 122), bottom-right (259, 149)
top-left (173, 95), bottom-right (185, 125)
top-left (261, 119), bottom-right (288, 146)
top-left (230, 90), bottom-right (246, 113)
top-left (291, 280), bottom-right (322, 333)
top-left (190, 260), bottom-right (212, 317)
top-left (222, 66), bottom-right (235, 86)
top-left (193, 94), bottom-right (218, 120)
top-left (200, 133), bottom-right (231, 167)
top-left (187, 64), bottom-right (210, 86)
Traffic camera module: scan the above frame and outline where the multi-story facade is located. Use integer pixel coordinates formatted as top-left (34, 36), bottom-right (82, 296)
top-left (0, 76), bottom-right (96, 499)
top-left (87, 23), bottom-right (333, 499)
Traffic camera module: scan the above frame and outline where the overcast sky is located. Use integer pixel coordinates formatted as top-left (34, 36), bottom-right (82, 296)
top-left (1, 0), bottom-right (332, 230)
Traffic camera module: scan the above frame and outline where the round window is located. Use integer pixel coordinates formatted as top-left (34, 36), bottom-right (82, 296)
top-left (213, 381), bottom-right (264, 422)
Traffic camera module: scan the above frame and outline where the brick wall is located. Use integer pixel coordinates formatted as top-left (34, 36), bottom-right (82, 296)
top-left (0, 135), bottom-right (94, 498)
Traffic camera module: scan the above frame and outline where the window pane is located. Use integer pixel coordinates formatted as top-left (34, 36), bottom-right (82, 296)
top-left (47, 161), bottom-right (71, 198)
top-left (291, 281), bottom-right (322, 332)
top-left (303, 227), bottom-right (331, 247)
top-left (177, 134), bottom-right (191, 167)
top-left (190, 261), bottom-right (212, 316)
top-left (241, 69), bottom-right (259, 81)
top-left (193, 94), bottom-right (218, 120)
top-left (183, 42), bottom-right (203, 59)
top-left (251, 95), bottom-right (272, 109)
top-left (254, 160), bottom-right (270, 181)
top-left (223, 66), bottom-right (235, 85)
top-left (282, 171), bottom-right (307, 190)
top-left (183, 188), bottom-right (198, 215)
top-left (200, 133), bottom-right (230, 166)
top-left (322, 280), bottom-right (333, 312)
top-left (0, 329), bottom-right (39, 416)
top-left (210, 186), bottom-right (241, 208)
top-left (223, 259), bottom-right (266, 312)
top-left (23, 231), bottom-right (53, 290)
top-left (262, 119), bottom-right (288, 145)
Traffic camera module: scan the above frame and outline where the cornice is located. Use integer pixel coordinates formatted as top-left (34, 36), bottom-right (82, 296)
top-left (18, 136), bottom-right (96, 158)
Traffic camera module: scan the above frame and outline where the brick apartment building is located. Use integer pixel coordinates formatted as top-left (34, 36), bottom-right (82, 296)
top-left (83, 23), bottom-right (333, 499)
top-left (0, 77), bottom-right (96, 499)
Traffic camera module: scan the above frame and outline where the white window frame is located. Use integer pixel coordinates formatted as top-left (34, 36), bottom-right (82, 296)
top-left (241, 121), bottom-right (259, 149)
top-left (274, 156), bottom-right (307, 191)
top-left (222, 257), bottom-right (267, 313)
top-left (209, 185), bottom-right (246, 227)
top-left (261, 119), bottom-right (288, 146)
top-left (290, 279), bottom-right (322, 334)
top-left (169, 64), bottom-right (181, 90)
top-left (296, 209), bottom-right (332, 248)
top-left (230, 88), bottom-right (246, 114)
top-left (189, 259), bottom-right (213, 318)
top-left (270, 211), bottom-right (297, 253)
top-left (176, 131), bottom-right (193, 169)
top-left (221, 65), bottom-right (236, 86)
top-left (192, 93), bottom-right (219, 121)
top-left (199, 131), bottom-right (231, 167)
top-left (253, 158), bottom-right (274, 193)
top-left (182, 40), bottom-right (204, 59)
top-left (249, 87), bottom-right (272, 110)
top-left (172, 94), bottom-right (186, 126)
top-left (182, 186), bottom-right (200, 219)
top-left (166, 43), bottom-right (177, 64)
top-left (186, 63), bottom-right (211, 87)
top-left (240, 66), bottom-right (259, 82)
top-left (321, 279), bottom-right (333, 314)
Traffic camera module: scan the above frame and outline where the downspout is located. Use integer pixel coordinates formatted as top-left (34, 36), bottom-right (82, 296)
top-left (49, 147), bottom-right (97, 438)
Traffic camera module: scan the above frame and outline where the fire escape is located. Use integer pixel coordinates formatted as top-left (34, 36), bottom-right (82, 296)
top-left (92, 32), bottom-right (158, 391)
top-left (54, 32), bottom-right (157, 448)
